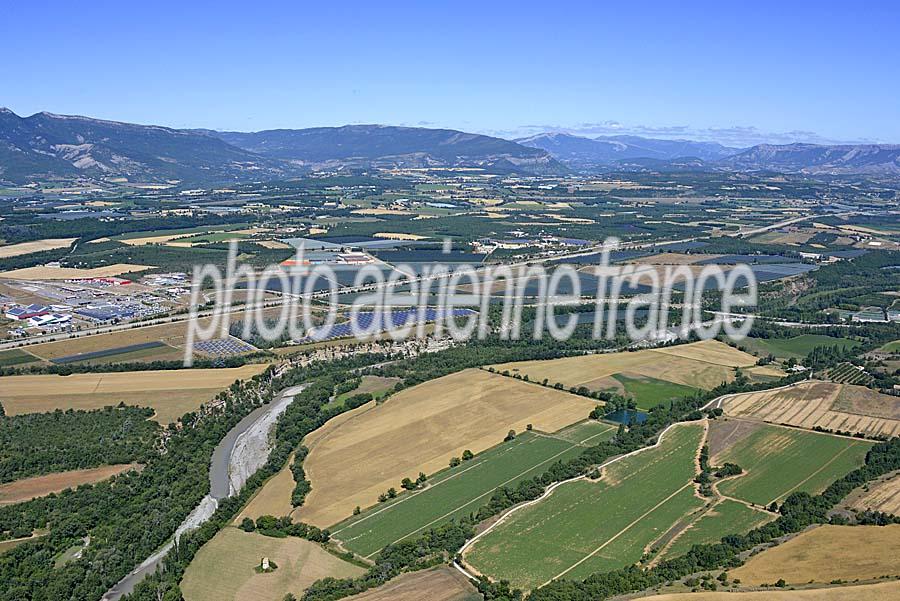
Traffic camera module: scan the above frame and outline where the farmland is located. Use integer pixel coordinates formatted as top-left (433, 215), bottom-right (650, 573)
top-left (721, 381), bottom-right (900, 438)
top-left (0, 263), bottom-right (154, 279)
top-left (741, 334), bottom-right (860, 359)
top-left (0, 348), bottom-right (41, 367)
top-left (464, 422), bottom-right (705, 590)
top-left (0, 464), bottom-right (139, 505)
top-left (293, 368), bottom-right (598, 527)
top-left (491, 340), bottom-right (759, 392)
top-left (660, 499), bottom-right (774, 560)
top-left (848, 471), bottom-right (900, 515)
top-left (0, 365), bottom-right (268, 424)
top-left (612, 373), bottom-right (698, 410)
top-left (237, 453), bottom-right (297, 521)
top-left (0, 238), bottom-right (76, 258)
top-left (180, 527), bottom-right (364, 601)
top-left (713, 423), bottom-right (873, 506)
top-left (730, 525), bottom-right (900, 586)
top-left (343, 566), bottom-right (479, 601)
top-left (331, 429), bottom-right (594, 557)
top-left (644, 581), bottom-right (900, 600)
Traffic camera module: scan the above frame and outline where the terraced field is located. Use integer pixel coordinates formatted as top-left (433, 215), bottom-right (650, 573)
top-left (464, 422), bottom-right (705, 590)
top-left (714, 424), bottom-right (873, 507)
top-left (332, 426), bottom-right (610, 557)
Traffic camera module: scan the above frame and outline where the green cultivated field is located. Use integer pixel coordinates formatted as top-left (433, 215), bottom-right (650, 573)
top-left (741, 334), bottom-right (859, 359)
top-left (613, 373), bottom-right (698, 410)
top-left (332, 430), bottom-right (591, 557)
top-left (716, 425), bottom-right (872, 507)
top-left (878, 340), bottom-right (900, 353)
top-left (552, 420), bottom-right (618, 445)
top-left (0, 348), bottom-right (40, 367)
top-left (465, 423), bottom-right (704, 590)
top-left (662, 499), bottom-right (773, 560)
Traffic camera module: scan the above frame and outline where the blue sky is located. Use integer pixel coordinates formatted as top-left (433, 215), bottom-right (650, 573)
top-left (2, 1), bottom-right (899, 145)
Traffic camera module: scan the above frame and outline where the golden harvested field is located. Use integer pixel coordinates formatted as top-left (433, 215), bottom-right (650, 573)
top-left (850, 472), bottom-right (900, 515)
top-left (491, 340), bottom-right (757, 391)
top-left (256, 239), bottom-right (293, 249)
top-left (180, 528), bottom-right (364, 601)
top-left (722, 381), bottom-right (900, 438)
top-left (0, 264), bottom-right (153, 280)
top-left (731, 525), bottom-right (900, 586)
top-left (345, 566), bottom-right (478, 601)
top-left (642, 581), bottom-right (900, 601)
top-left (351, 208), bottom-right (414, 216)
top-left (629, 252), bottom-right (721, 265)
top-left (293, 368), bottom-right (597, 527)
top-left (0, 464), bottom-right (139, 505)
top-left (0, 238), bottom-right (77, 259)
top-left (237, 454), bottom-right (297, 521)
top-left (0, 365), bottom-right (268, 424)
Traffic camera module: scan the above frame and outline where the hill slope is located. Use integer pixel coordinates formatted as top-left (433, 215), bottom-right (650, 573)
top-left (720, 143), bottom-right (900, 175)
top-left (214, 124), bottom-right (565, 174)
top-left (0, 109), bottom-right (292, 184)
top-left (516, 132), bottom-right (738, 167)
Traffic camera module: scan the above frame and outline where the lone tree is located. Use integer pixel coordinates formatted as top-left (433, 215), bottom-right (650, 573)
top-left (462, 449), bottom-right (474, 461)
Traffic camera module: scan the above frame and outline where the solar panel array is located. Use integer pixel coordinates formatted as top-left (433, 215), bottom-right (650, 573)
top-left (193, 337), bottom-right (257, 356)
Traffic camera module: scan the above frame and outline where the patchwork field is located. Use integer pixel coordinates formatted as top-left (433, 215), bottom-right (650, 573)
top-left (344, 566), bottom-right (478, 601)
top-left (713, 423), bottom-right (873, 507)
top-left (491, 340), bottom-right (759, 393)
top-left (0, 365), bottom-right (268, 424)
top-left (331, 425), bottom-right (611, 557)
top-left (643, 581), bottom-right (900, 601)
top-left (0, 264), bottom-right (153, 279)
top-left (0, 464), bottom-right (139, 505)
top-left (464, 422), bottom-right (705, 590)
top-left (0, 238), bottom-right (77, 258)
top-left (660, 499), bottom-right (774, 560)
top-left (731, 525), bottom-right (900, 586)
top-left (294, 369), bottom-right (598, 527)
top-left (180, 527), bottom-right (364, 601)
top-left (741, 334), bottom-right (860, 359)
top-left (721, 381), bottom-right (900, 438)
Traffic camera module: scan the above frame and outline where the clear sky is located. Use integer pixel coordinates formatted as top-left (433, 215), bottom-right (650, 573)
top-left (3, 1), bottom-right (899, 145)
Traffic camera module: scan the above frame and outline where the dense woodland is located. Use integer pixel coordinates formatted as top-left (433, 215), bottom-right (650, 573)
top-left (0, 406), bottom-right (157, 485)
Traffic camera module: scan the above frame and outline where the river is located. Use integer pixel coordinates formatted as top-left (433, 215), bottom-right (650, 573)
top-left (101, 384), bottom-right (307, 601)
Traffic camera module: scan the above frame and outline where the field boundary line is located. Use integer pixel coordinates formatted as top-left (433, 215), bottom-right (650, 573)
top-left (454, 421), bottom-right (685, 581)
top-left (339, 438), bottom-right (582, 555)
top-left (770, 440), bottom-right (861, 505)
top-left (548, 482), bottom-right (694, 584)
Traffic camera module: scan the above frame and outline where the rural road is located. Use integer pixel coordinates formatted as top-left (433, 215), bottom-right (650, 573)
top-left (101, 384), bottom-right (307, 601)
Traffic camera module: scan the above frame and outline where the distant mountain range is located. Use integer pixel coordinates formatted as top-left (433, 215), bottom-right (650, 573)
top-left (1, 109), bottom-right (899, 184)
top-left (518, 131), bottom-right (900, 176)
top-left (720, 143), bottom-right (900, 175)
top-left (0, 110), bottom-right (563, 184)
top-left (516, 132), bottom-right (738, 166)
top-left (210, 125), bottom-right (564, 175)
